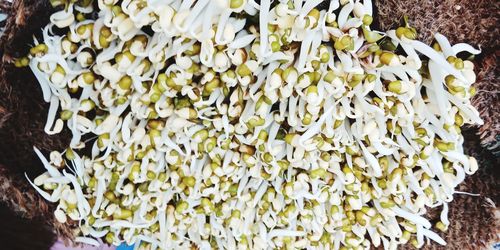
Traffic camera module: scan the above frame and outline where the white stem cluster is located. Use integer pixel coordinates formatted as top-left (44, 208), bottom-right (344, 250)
top-left (27, 0), bottom-right (482, 249)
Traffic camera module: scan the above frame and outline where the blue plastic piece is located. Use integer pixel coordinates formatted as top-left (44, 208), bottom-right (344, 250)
top-left (117, 243), bottom-right (134, 250)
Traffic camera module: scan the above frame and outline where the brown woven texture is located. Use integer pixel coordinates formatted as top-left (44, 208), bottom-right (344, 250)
top-left (0, 166), bottom-right (77, 243)
top-left (405, 130), bottom-right (499, 250)
top-left (0, 199), bottom-right (57, 250)
top-left (0, 0), bottom-right (74, 244)
top-left (0, 0), bottom-right (70, 176)
top-left (374, 0), bottom-right (500, 151)
top-left (0, 0), bottom-right (497, 248)
top-left (471, 53), bottom-right (500, 153)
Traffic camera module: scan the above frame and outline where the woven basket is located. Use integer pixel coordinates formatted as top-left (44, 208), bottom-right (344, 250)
top-left (0, 0), bottom-right (497, 249)
top-left (375, 0), bottom-right (500, 154)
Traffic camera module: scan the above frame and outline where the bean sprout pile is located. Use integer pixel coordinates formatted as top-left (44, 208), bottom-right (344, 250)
top-left (24, 0), bottom-right (483, 249)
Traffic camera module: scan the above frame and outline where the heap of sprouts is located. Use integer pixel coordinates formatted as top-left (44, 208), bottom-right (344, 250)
top-left (23, 0), bottom-right (483, 249)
